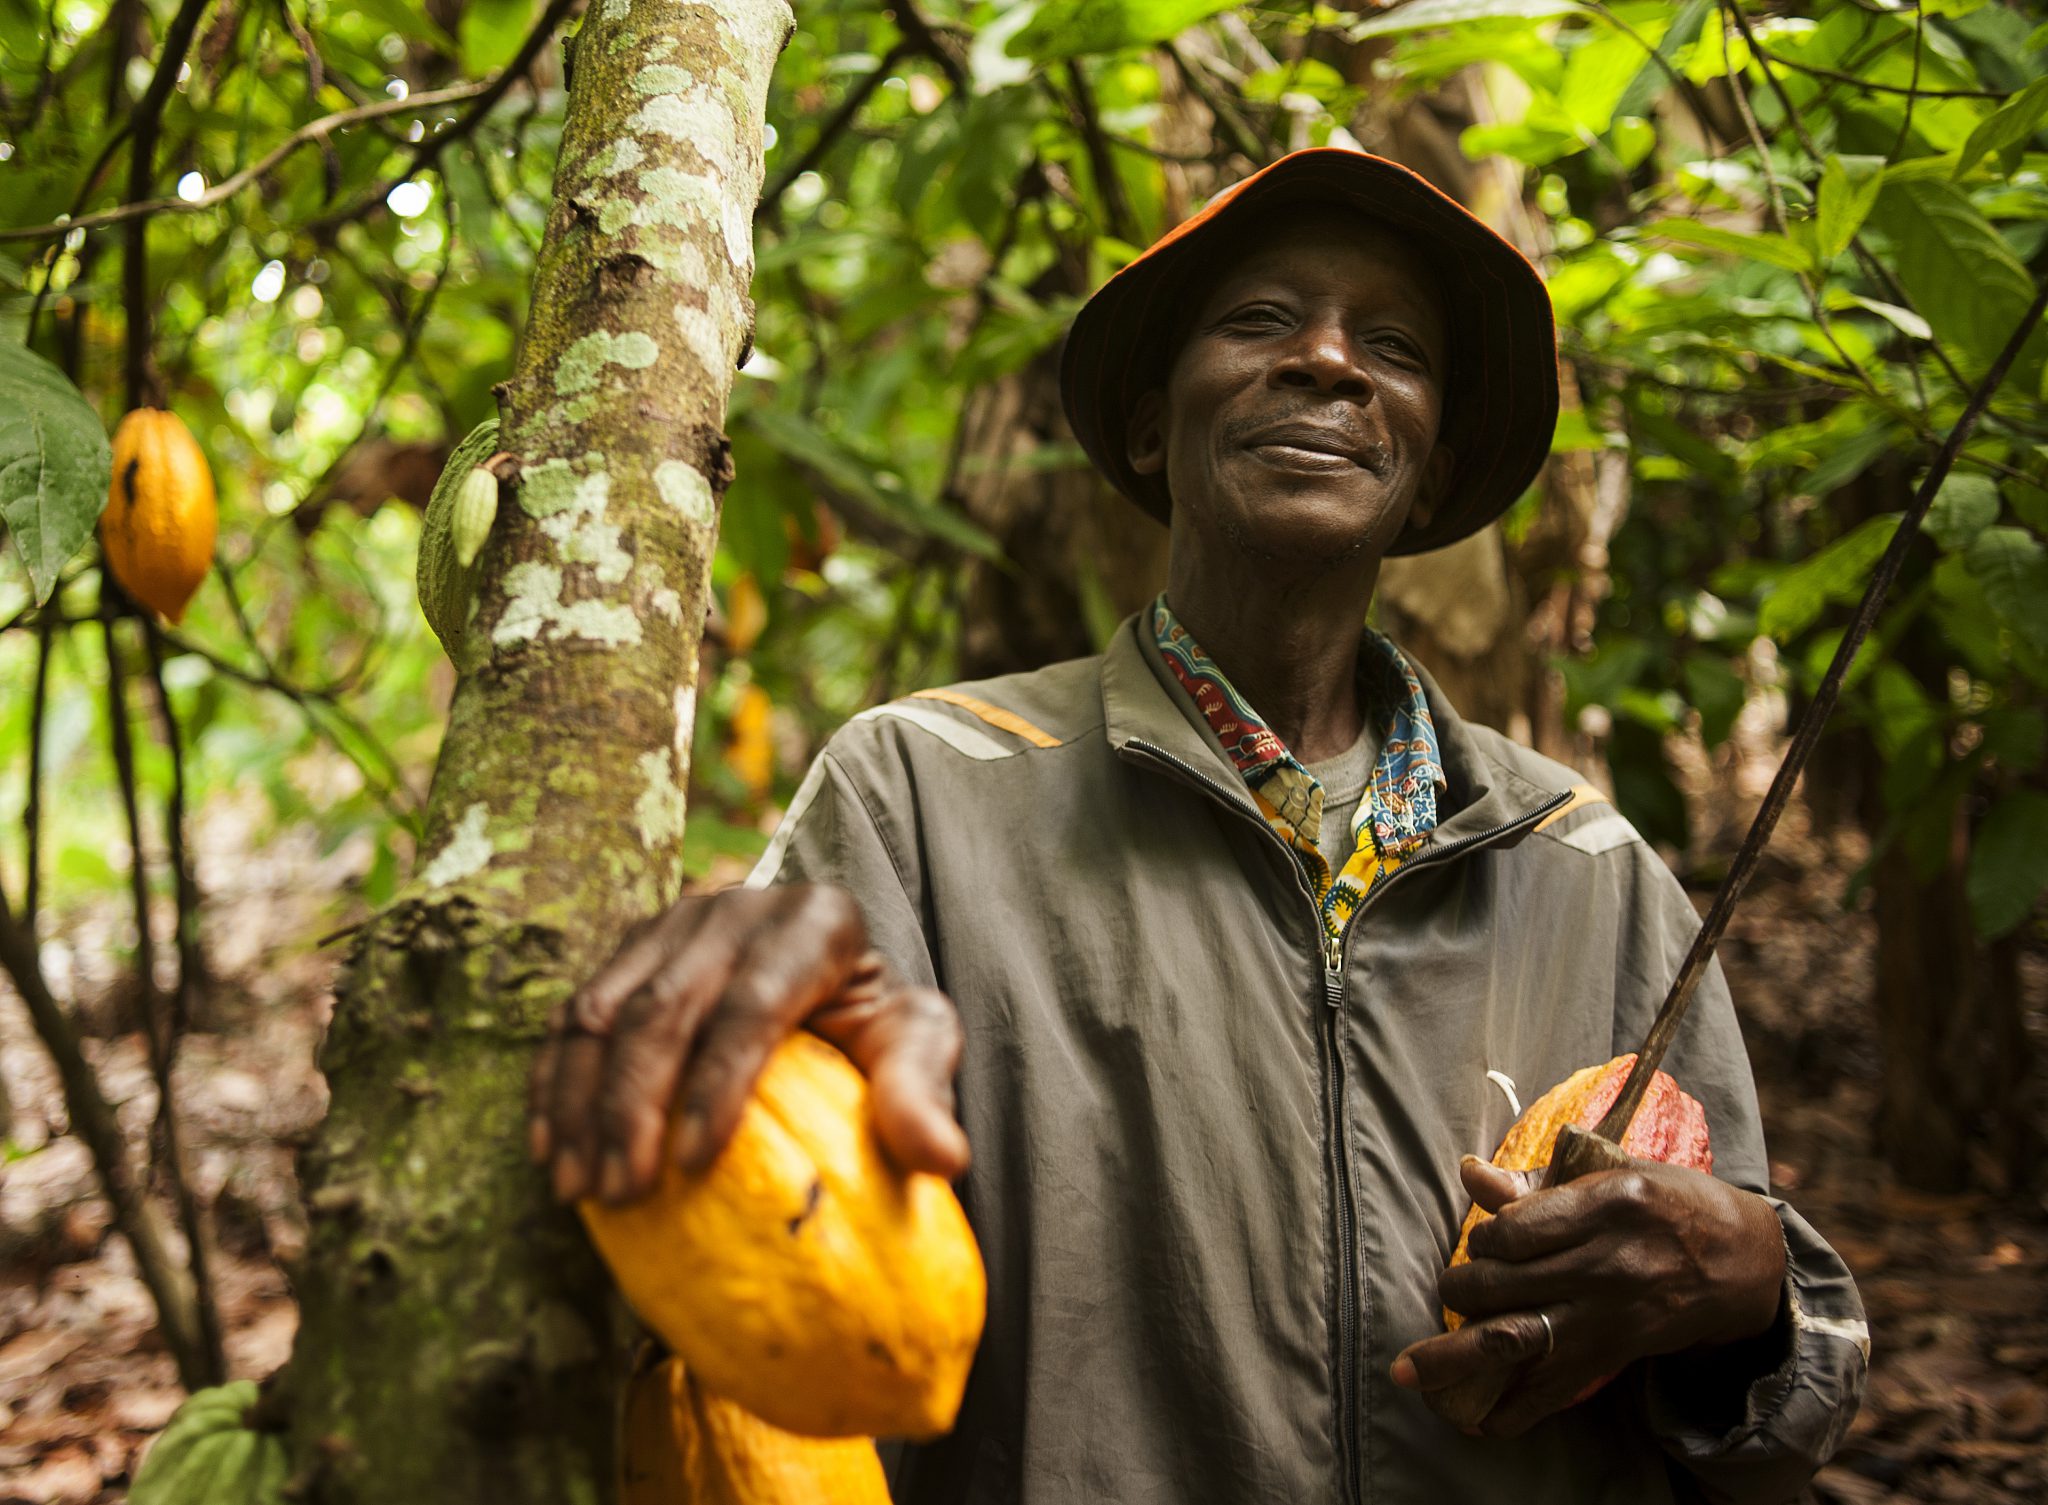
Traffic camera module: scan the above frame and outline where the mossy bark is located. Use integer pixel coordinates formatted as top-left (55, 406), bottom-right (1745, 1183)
top-left (277, 3), bottom-right (793, 1498)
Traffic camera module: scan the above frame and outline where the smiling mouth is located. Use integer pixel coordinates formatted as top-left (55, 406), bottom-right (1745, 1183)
top-left (1245, 429), bottom-right (1385, 474)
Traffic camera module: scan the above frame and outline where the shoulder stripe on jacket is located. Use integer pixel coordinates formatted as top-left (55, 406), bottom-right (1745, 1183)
top-left (1532, 782), bottom-right (1608, 832)
top-left (910, 688), bottom-right (1062, 748)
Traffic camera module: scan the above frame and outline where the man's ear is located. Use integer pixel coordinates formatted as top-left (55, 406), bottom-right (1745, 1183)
top-left (1125, 389), bottom-right (1167, 477)
top-left (1409, 443), bottom-right (1456, 533)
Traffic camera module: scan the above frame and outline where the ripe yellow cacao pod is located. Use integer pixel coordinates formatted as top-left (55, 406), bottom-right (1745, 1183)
top-left (1444, 1052), bottom-right (1712, 1331)
top-left (100, 408), bottom-right (216, 623)
top-left (581, 1033), bottom-right (986, 1440)
top-left (621, 1357), bottom-right (889, 1505)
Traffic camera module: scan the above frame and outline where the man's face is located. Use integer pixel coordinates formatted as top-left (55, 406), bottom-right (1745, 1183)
top-left (1125, 207), bottom-right (1455, 567)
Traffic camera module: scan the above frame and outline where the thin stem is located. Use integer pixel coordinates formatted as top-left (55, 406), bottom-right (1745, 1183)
top-left (1597, 277), bottom-right (2048, 1144)
top-left (24, 607), bottom-right (56, 923)
top-left (0, 82), bottom-right (493, 242)
top-left (1750, 43), bottom-right (2006, 100)
top-left (123, 0), bottom-right (212, 408)
top-left (757, 41), bottom-right (911, 224)
top-left (0, 884), bottom-right (216, 1389)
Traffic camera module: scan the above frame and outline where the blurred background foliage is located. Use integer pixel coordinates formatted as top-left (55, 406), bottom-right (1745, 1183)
top-left (2, 0), bottom-right (2046, 1197)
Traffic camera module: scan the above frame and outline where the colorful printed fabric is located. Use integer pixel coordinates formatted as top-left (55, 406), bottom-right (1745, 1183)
top-left (1152, 594), bottom-right (1447, 942)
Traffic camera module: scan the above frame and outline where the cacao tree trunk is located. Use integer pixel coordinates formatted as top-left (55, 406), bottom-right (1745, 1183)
top-left (275, 2), bottom-right (791, 1497)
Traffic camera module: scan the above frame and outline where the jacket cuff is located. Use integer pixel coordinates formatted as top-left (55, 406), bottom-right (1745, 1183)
top-left (1642, 1198), bottom-right (1868, 1501)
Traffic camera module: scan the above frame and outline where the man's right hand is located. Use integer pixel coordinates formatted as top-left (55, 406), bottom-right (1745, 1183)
top-left (527, 883), bottom-right (970, 1205)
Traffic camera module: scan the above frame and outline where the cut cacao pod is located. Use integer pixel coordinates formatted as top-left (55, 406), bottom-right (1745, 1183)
top-left (1444, 1051), bottom-right (1713, 1332)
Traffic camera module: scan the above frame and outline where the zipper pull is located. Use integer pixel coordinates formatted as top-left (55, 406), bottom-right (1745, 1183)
top-left (1324, 931), bottom-right (1343, 976)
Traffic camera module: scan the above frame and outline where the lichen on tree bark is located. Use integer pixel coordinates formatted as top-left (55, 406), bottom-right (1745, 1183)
top-left (276, 2), bottom-right (793, 1498)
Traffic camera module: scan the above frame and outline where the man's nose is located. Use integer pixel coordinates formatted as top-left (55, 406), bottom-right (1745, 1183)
top-left (1271, 316), bottom-right (1373, 400)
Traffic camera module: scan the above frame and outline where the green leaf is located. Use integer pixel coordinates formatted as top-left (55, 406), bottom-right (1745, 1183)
top-left (1829, 292), bottom-right (1931, 341)
top-left (1924, 473), bottom-right (2001, 551)
top-left (1006, 0), bottom-right (1238, 61)
top-left (1964, 525), bottom-right (2048, 649)
top-left (1682, 653), bottom-right (1745, 748)
top-left (348, 0), bottom-right (458, 54)
top-left (1953, 76), bottom-right (2048, 182)
top-left (460, 0), bottom-right (532, 75)
top-left (0, 343), bottom-right (111, 606)
top-left (1640, 219), bottom-right (1812, 273)
top-left (744, 406), bottom-right (1001, 561)
top-left (1817, 154), bottom-right (1884, 264)
top-left (1868, 177), bottom-right (2044, 388)
top-left (1757, 515), bottom-right (1901, 641)
top-left (1347, 0), bottom-right (1577, 39)
top-left (1966, 789), bottom-right (2048, 939)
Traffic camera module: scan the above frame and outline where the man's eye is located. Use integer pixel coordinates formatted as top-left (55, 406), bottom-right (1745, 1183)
top-left (1228, 305), bottom-right (1288, 328)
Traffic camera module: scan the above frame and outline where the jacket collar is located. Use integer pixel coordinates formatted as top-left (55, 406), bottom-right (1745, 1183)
top-left (1100, 611), bottom-right (1560, 848)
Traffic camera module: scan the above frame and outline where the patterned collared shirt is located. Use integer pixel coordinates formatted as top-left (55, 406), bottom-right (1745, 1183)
top-left (1151, 594), bottom-right (1447, 942)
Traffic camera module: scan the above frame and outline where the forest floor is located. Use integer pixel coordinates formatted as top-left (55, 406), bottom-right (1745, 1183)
top-left (0, 776), bottom-right (2043, 1503)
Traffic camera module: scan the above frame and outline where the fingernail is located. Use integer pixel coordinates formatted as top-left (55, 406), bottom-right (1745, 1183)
top-left (552, 1151), bottom-right (584, 1202)
top-left (672, 1110), bottom-right (707, 1171)
top-left (1390, 1356), bottom-right (1418, 1389)
top-left (599, 1150), bottom-right (629, 1203)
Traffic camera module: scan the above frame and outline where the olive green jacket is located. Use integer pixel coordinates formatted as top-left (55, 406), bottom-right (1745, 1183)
top-left (749, 612), bottom-right (1867, 1505)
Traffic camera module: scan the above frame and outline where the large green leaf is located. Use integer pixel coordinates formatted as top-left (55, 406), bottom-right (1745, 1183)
top-left (1006, 0), bottom-right (1238, 62)
top-left (0, 342), bottom-right (110, 606)
top-left (1964, 525), bottom-right (2048, 649)
top-left (460, 0), bottom-right (533, 74)
top-left (1966, 789), bottom-right (2048, 939)
top-left (1757, 515), bottom-right (1901, 641)
top-left (1816, 154), bottom-right (1884, 265)
top-left (1347, 0), bottom-right (1577, 39)
top-left (744, 406), bottom-right (1001, 560)
top-left (1868, 176), bottom-right (2044, 387)
top-left (1953, 76), bottom-right (2048, 181)
top-left (1923, 473), bottom-right (2001, 551)
top-left (1641, 219), bottom-right (1812, 273)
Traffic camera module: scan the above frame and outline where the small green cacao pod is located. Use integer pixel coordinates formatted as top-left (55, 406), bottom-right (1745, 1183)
top-left (130, 1380), bottom-right (288, 1505)
top-left (417, 418), bottom-right (501, 667)
top-left (451, 465), bottom-right (499, 569)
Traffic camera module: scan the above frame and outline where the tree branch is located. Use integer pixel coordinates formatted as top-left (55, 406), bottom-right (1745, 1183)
top-left (0, 882), bottom-right (215, 1390)
top-left (304, 0), bottom-right (581, 238)
top-left (123, 0), bottom-right (212, 408)
top-left (1060, 60), bottom-right (1139, 245)
top-left (1163, 40), bottom-right (1270, 167)
top-left (0, 82), bottom-right (492, 242)
top-left (757, 40), bottom-right (910, 224)
top-left (1748, 43), bottom-right (2007, 100)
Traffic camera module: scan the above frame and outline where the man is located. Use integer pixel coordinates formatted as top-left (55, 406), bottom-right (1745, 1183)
top-left (530, 149), bottom-right (1867, 1502)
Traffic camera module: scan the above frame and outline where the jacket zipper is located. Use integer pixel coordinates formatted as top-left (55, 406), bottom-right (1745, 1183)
top-left (1126, 740), bottom-right (1569, 1505)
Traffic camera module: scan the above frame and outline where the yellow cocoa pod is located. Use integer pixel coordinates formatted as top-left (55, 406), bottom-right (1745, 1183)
top-left (582, 1033), bottom-right (985, 1440)
top-left (621, 1356), bottom-right (889, 1505)
top-left (100, 409), bottom-right (216, 622)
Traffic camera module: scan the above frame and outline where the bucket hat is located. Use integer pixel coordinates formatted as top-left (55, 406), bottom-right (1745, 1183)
top-left (1059, 147), bottom-right (1559, 556)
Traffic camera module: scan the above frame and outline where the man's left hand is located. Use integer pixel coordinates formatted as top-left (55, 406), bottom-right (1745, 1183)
top-left (1389, 1155), bottom-right (1786, 1438)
